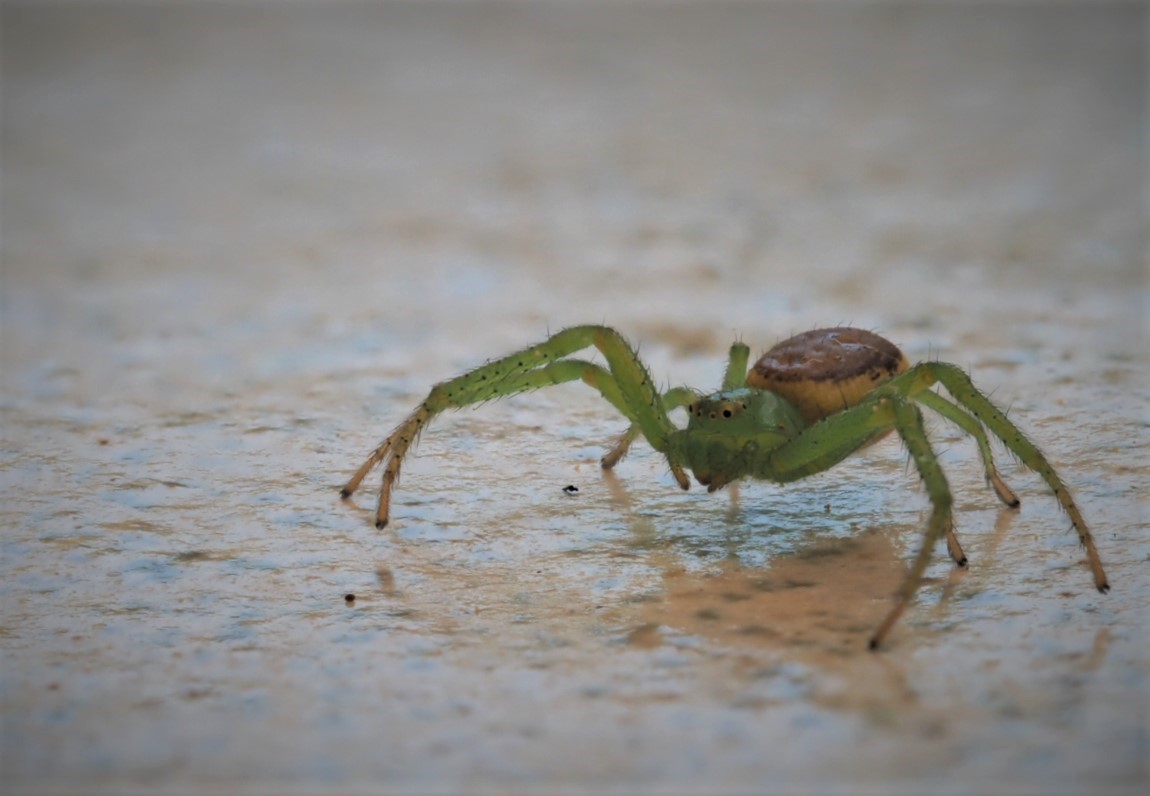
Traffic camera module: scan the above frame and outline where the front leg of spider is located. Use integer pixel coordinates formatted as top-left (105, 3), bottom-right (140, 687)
top-left (340, 325), bottom-right (687, 528)
top-left (600, 341), bottom-right (749, 470)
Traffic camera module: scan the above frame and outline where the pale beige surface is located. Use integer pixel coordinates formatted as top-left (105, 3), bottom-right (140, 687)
top-left (1, 3), bottom-right (1147, 794)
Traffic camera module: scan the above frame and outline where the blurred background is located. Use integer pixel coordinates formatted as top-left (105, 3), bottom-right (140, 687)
top-left (2, 2), bottom-right (1146, 794)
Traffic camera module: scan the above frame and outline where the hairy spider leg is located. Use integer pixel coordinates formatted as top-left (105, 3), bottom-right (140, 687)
top-left (868, 398), bottom-right (954, 649)
top-left (341, 325), bottom-right (686, 528)
top-left (601, 341), bottom-right (751, 470)
top-left (757, 391), bottom-right (955, 648)
top-left (881, 388), bottom-right (1021, 568)
top-left (341, 359), bottom-right (614, 524)
top-left (344, 358), bottom-right (636, 528)
top-left (912, 362), bottom-right (1110, 594)
top-left (721, 341), bottom-right (752, 390)
top-left (746, 382), bottom-right (963, 566)
top-left (914, 390), bottom-right (1020, 508)
top-left (600, 386), bottom-right (696, 469)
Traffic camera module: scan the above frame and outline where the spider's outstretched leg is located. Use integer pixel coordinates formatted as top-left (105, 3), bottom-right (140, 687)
top-left (341, 358), bottom-right (613, 527)
top-left (755, 392), bottom-right (956, 648)
top-left (602, 341), bottom-right (750, 470)
top-left (342, 326), bottom-right (684, 528)
top-left (867, 398), bottom-right (955, 649)
top-left (915, 390), bottom-right (1019, 508)
top-left (600, 386), bottom-right (695, 469)
top-left (910, 389), bottom-right (1022, 567)
top-left (910, 363), bottom-right (1109, 594)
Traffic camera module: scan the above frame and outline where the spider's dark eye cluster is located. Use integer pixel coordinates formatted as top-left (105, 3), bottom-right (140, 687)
top-left (688, 399), bottom-right (748, 421)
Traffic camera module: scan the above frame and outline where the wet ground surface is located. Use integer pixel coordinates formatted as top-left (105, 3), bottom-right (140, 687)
top-left (2, 3), bottom-right (1147, 794)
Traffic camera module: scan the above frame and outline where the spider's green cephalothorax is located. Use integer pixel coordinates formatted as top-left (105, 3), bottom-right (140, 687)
top-left (341, 325), bottom-right (1110, 649)
top-left (677, 388), bottom-right (804, 491)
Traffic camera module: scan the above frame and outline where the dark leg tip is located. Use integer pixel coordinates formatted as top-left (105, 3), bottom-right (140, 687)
top-left (868, 638), bottom-right (880, 651)
top-left (374, 519), bottom-right (388, 530)
top-left (1099, 583), bottom-right (1111, 594)
top-left (339, 489), bottom-right (353, 500)
top-left (956, 557), bottom-right (969, 568)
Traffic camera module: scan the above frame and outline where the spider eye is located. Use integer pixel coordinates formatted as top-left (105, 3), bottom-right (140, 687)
top-left (722, 409), bottom-right (732, 418)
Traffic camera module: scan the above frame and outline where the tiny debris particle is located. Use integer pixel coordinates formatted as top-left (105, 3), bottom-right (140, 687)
top-left (563, 484), bottom-right (579, 494)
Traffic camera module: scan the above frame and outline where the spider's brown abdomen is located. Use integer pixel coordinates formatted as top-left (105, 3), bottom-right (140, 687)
top-left (747, 327), bottom-right (910, 424)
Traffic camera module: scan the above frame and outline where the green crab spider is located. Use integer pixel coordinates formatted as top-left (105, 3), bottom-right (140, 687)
top-left (340, 325), bottom-right (1110, 649)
